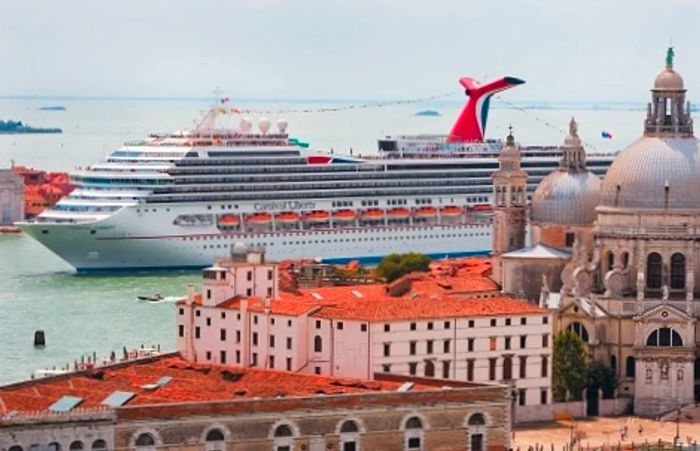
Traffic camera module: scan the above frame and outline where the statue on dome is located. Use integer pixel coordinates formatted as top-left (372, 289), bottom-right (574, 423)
top-left (569, 117), bottom-right (578, 136)
top-left (666, 47), bottom-right (675, 68)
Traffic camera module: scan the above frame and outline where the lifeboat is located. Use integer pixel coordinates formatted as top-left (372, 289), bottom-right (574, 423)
top-left (415, 206), bottom-right (438, 218)
top-left (361, 208), bottom-right (385, 220)
top-left (218, 214), bottom-right (240, 225)
top-left (440, 206), bottom-right (463, 217)
top-left (387, 207), bottom-right (411, 220)
top-left (246, 212), bottom-right (273, 225)
top-left (304, 211), bottom-right (330, 223)
top-left (332, 210), bottom-right (356, 221)
top-left (473, 204), bottom-right (493, 213)
top-left (275, 212), bottom-right (300, 224)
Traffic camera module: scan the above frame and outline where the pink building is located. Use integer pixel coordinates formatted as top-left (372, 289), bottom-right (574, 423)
top-left (177, 250), bottom-right (552, 407)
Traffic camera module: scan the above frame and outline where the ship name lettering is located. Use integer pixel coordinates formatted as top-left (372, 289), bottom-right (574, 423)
top-left (254, 201), bottom-right (316, 211)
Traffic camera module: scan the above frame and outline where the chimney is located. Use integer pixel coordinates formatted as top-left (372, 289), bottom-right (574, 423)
top-left (186, 284), bottom-right (195, 305)
top-left (385, 276), bottom-right (413, 297)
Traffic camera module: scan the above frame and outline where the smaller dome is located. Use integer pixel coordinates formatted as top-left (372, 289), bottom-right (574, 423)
top-left (531, 170), bottom-right (601, 226)
top-left (654, 68), bottom-right (684, 91)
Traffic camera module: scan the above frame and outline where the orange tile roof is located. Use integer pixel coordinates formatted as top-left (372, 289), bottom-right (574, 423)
top-left (0, 355), bottom-right (439, 414)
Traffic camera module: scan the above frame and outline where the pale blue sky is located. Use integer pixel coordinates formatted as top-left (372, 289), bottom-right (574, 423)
top-left (1, 0), bottom-right (698, 101)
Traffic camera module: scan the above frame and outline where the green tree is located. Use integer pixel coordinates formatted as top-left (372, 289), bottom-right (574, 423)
top-left (376, 253), bottom-right (431, 282)
top-left (552, 329), bottom-right (589, 402)
top-left (587, 362), bottom-right (618, 399)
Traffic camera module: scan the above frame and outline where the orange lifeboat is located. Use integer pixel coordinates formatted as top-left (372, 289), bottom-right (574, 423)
top-left (304, 211), bottom-right (330, 222)
top-left (247, 212), bottom-right (272, 225)
top-left (275, 212), bottom-right (300, 224)
top-left (387, 207), bottom-right (411, 220)
top-left (415, 206), bottom-right (438, 218)
top-left (218, 214), bottom-right (240, 225)
top-left (440, 206), bottom-right (463, 217)
top-left (362, 208), bottom-right (385, 220)
top-left (473, 204), bottom-right (493, 213)
top-left (332, 210), bottom-right (356, 221)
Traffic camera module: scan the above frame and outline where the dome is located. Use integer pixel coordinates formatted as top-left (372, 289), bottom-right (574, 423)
top-left (600, 136), bottom-right (700, 210)
top-left (654, 68), bottom-right (684, 91)
top-left (531, 169), bottom-right (602, 225)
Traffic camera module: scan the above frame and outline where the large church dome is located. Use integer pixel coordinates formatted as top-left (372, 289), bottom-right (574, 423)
top-left (600, 49), bottom-right (698, 210)
top-left (531, 119), bottom-right (601, 225)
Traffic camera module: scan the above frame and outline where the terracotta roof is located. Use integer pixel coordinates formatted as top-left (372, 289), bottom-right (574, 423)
top-left (0, 355), bottom-right (437, 414)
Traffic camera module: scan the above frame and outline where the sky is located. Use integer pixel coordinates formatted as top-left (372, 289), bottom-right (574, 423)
top-left (1, 0), bottom-right (699, 102)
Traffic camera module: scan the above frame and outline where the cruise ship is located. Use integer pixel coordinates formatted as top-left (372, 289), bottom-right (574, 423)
top-left (19, 76), bottom-right (615, 271)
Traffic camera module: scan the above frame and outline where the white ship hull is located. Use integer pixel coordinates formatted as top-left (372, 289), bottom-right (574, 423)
top-left (21, 202), bottom-right (493, 271)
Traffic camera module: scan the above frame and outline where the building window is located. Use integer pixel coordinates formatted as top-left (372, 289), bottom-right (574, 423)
top-left (610, 354), bottom-right (617, 374)
top-left (195, 326), bottom-right (200, 339)
top-left (541, 389), bottom-right (548, 404)
top-left (518, 388), bottom-right (526, 406)
top-left (468, 320), bottom-right (475, 328)
top-left (337, 322), bottom-right (344, 330)
top-left (270, 335), bottom-right (275, 347)
top-left (92, 440), bottom-right (107, 450)
top-left (340, 420), bottom-right (360, 451)
top-left (565, 232), bottom-right (575, 247)
top-left (384, 324), bottom-right (391, 332)
top-left (314, 335), bottom-right (323, 353)
top-left (361, 324), bottom-right (367, 332)
top-left (316, 320), bottom-right (321, 329)
top-left (315, 366), bottom-right (321, 375)
top-left (196, 310), bottom-right (201, 317)
top-left (426, 340), bottom-right (434, 354)
top-left (252, 332), bottom-right (258, 346)
top-left (626, 356), bottom-right (636, 378)
top-left (410, 322), bottom-right (417, 331)
top-left (505, 337), bottom-right (511, 350)
top-left (468, 338), bottom-right (474, 352)
top-left (443, 340), bottom-right (451, 353)
top-left (444, 321), bottom-right (450, 329)
top-left (424, 361), bottom-right (435, 377)
top-left (206, 289), bottom-right (211, 299)
top-left (252, 352), bottom-right (258, 366)
top-left (270, 355), bottom-right (275, 368)
top-left (467, 359), bottom-right (475, 381)
top-left (541, 356), bottom-right (549, 377)
top-left (442, 360), bottom-right (450, 379)
top-left (505, 318), bottom-right (511, 326)
top-left (236, 350), bottom-right (240, 363)
top-left (404, 416), bottom-right (424, 450)
top-left (382, 364), bottom-right (391, 373)
top-left (178, 325), bottom-right (184, 337)
top-left (286, 357), bottom-right (292, 371)
top-left (646, 252), bottom-right (663, 289)
top-left (236, 330), bottom-right (241, 343)
top-left (410, 341), bottom-right (417, 355)
top-left (69, 441), bottom-right (85, 450)
top-left (427, 322), bottom-right (433, 330)
top-left (542, 334), bottom-right (549, 348)
top-left (520, 317), bottom-right (527, 325)
top-left (383, 343), bottom-right (391, 357)
top-left (220, 329), bottom-right (226, 341)
top-left (221, 312), bottom-right (226, 319)
top-left (287, 337), bottom-right (292, 349)
top-left (273, 424), bottom-right (294, 451)
top-left (206, 317), bottom-right (211, 326)
top-left (520, 335), bottom-right (526, 349)
top-left (489, 337), bottom-right (497, 351)
top-left (253, 315), bottom-right (258, 325)
top-left (490, 318), bottom-right (496, 327)
top-left (135, 433), bottom-right (156, 448)
top-left (671, 253), bottom-right (686, 289)
top-left (647, 327), bottom-right (683, 346)
top-left (543, 316), bottom-right (549, 325)
top-left (519, 356), bottom-right (527, 378)
top-left (268, 269), bottom-right (273, 280)
top-left (489, 358), bottom-right (497, 380)
top-left (179, 308), bottom-right (184, 315)
top-left (246, 270), bottom-right (252, 281)
top-left (468, 413), bottom-right (486, 451)
top-left (503, 356), bottom-right (513, 380)
top-left (220, 350), bottom-right (227, 364)
top-left (409, 362), bottom-right (417, 375)
top-left (568, 322), bottom-right (589, 343)
top-left (288, 319), bottom-right (292, 327)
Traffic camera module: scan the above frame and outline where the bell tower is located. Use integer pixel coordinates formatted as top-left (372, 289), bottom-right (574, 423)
top-left (491, 128), bottom-right (528, 283)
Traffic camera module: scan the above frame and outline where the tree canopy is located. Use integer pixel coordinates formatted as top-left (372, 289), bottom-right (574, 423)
top-left (552, 329), bottom-right (589, 402)
top-left (587, 362), bottom-right (618, 399)
top-left (376, 253), bottom-right (431, 282)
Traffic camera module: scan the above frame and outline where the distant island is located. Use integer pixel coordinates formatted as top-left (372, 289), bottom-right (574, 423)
top-left (415, 110), bottom-right (441, 117)
top-left (0, 120), bottom-right (62, 134)
top-left (38, 106), bottom-right (66, 111)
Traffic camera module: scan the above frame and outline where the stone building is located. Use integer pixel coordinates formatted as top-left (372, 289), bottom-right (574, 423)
top-left (0, 354), bottom-right (511, 451)
top-left (496, 49), bottom-right (700, 417)
top-left (0, 169), bottom-right (24, 224)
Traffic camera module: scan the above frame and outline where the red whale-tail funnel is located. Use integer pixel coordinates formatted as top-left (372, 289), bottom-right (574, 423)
top-left (447, 76), bottom-right (525, 143)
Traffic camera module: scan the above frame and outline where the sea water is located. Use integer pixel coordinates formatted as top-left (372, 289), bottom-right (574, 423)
top-left (0, 97), bottom-right (654, 383)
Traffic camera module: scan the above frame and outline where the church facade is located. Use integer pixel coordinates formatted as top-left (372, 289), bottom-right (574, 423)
top-left (494, 49), bottom-right (700, 416)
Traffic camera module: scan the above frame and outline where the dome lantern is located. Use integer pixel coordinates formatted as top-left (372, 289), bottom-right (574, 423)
top-left (645, 47), bottom-right (693, 137)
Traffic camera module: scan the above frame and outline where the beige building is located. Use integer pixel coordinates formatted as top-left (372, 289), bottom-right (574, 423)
top-left (495, 49), bottom-right (700, 417)
top-left (0, 169), bottom-right (24, 224)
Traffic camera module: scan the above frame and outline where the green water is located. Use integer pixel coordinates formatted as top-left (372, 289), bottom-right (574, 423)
top-left (0, 233), bottom-right (201, 384)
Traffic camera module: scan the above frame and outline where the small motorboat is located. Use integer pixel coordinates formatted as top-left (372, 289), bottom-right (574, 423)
top-left (138, 293), bottom-right (164, 302)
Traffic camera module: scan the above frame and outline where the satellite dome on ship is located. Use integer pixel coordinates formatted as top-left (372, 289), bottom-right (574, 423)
top-left (600, 48), bottom-right (700, 210)
top-left (531, 118), bottom-right (601, 226)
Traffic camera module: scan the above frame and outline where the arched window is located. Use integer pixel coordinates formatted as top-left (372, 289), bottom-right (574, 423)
top-left (206, 429), bottom-right (225, 442)
top-left (8, 446), bottom-right (23, 451)
top-left (48, 443), bottom-right (61, 451)
top-left (671, 253), bottom-right (686, 289)
top-left (273, 424), bottom-right (294, 451)
top-left (646, 253), bottom-right (662, 289)
top-left (606, 251), bottom-right (615, 271)
top-left (468, 413), bottom-right (487, 451)
top-left (90, 440), bottom-right (106, 450)
top-left (626, 356), bottom-right (636, 378)
top-left (567, 322), bottom-right (589, 343)
top-left (340, 420), bottom-right (360, 451)
top-left (621, 252), bottom-right (630, 268)
top-left (404, 416), bottom-right (424, 450)
top-left (135, 433), bottom-right (156, 450)
top-left (503, 356), bottom-right (513, 381)
top-left (610, 355), bottom-right (617, 374)
top-left (314, 335), bottom-right (323, 353)
top-left (646, 328), bottom-right (683, 347)
top-left (424, 361), bottom-right (435, 378)
top-left (69, 442), bottom-right (84, 451)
